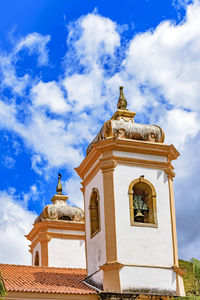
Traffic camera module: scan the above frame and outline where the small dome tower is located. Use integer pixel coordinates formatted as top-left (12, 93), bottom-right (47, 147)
top-left (26, 174), bottom-right (86, 268)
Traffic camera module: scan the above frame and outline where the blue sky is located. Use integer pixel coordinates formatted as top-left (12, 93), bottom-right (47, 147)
top-left (0, 0), bottom-right (200, 264)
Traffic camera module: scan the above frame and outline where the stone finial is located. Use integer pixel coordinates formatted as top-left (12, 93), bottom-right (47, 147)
top-left (56, 173), bottom-right (63, 195)
top-left (117, 86), bottom-right (127, 110)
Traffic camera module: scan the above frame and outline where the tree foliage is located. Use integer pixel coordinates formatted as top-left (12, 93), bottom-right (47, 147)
top-left (179, 259), bottom-right (200, 296)
top-left (0, 273), bottom-right (6, 297)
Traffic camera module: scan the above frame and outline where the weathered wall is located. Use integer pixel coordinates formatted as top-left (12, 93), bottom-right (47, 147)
top-left (85, 170), bottom-right (106, 287)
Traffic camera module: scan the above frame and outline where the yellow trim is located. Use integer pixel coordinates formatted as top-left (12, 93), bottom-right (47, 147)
top-left (81, 154), bottom-right (175, 191)
top-left (100, 262), bottom-right (123, 271)
top-left (80, 183), bottom-right (89, 276)
top-left (100, 154), bottom-right (117, 264)
top-left (76, 137), bottom-right (179, 180)
top-left (101, 261), bottom-right (181, 270)
top-left (41, 238), bottom-right (49, 267)
top-left (82, 161), bottom-right (101, 187)
top-left (128, 177), bottom-right (156, 195)
top-left (168, 177), bottom-right (178, 266)
top-left (111, 109), bottom-right (136, 120)
top-left (51, 194), bottom-right (68, 202)
top-left (95, 138), bottom-right (179, 161)
top-left (75, 149), bottom-right (101, 180)
top-left (47, 232), bottom-right (85, 240)
top-left (99, 152), bottom-right (121, 293)
top-left (168, 177), bottom-right (185, 296)
top-left (172, 266), bottom-right (186, 276)
top-left (103, 269), bottom-right (121, 293)
top-left (26, 220), bottom-right (85, 242)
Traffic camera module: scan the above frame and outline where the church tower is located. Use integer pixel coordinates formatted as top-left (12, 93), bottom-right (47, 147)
top-left (76, 87), bottom-right (185, 296)
top-left (26, 174), bottom-right (86, 269)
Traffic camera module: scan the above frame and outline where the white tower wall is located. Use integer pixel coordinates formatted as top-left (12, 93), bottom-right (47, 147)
top-left (84, 170), bottom-right (106, 288)
top-left (114, 163), bottom-right (173, 266)
top-left (48, 238), bottom-right (85, 268)
top-left (113, 158), bottom-right (176, 293)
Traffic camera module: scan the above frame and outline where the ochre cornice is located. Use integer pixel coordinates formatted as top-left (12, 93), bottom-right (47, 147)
top-left (94, 138), bottom-right (179, 161)
top-left (172, 265), bottom-right (186, 276)
top-left (75, 137), bottom-right (179, 181)
top-left (100, 261), bottom-right (123, 271)
top-left (75, 147), bottom-right (101, 180)
top-left (26, 220), bottom-right (85, 242)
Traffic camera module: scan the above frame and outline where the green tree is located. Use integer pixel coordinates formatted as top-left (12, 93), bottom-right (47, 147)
top-left (0, 273), bottom-right (6, 297)
top-left (191, 258), bottom-right (200, 295)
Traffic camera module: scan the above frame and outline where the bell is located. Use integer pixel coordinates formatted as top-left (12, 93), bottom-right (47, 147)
top-left (135, 209), bottom-right (145, 222)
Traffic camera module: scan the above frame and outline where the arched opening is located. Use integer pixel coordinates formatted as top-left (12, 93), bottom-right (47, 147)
top-left (89, 188), bottom-right (101, 237)
top-left (34, 251), bottom-right (40, 266)
top-left (128, 177), bottom-right (158, 227)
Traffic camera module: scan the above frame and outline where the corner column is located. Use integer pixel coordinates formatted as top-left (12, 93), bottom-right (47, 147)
top-left (40, 233), bottom-right (51, 267)
top-left (100, 153), bottom-right (121, 293)
top-left (168, 177), bottom-right (185, 296)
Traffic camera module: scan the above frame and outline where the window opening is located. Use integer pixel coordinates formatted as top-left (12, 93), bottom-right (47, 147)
top-left (89, 188), bottom-right (101, 237)
top-left (129, 177), bottom-right (158, 227)
top-left (34, 251), bottom-right (39, 266)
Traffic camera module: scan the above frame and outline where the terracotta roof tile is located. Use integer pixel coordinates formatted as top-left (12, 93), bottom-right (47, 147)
top-left (0, 264), bottom-right (97, 295)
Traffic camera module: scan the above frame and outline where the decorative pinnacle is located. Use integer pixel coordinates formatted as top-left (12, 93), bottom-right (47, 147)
top-left (117, 86), bottom-right (127, 110)
top-left (56, 173), bottom-right (63, 195)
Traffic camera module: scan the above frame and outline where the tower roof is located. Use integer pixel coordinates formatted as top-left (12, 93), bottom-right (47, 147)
top-left (86, 87), bottom-right (165, 155)
top-left (34, 174), bottom-right (84, 223)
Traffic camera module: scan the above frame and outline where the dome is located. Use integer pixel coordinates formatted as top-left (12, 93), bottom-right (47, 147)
top-left (35, 174), bottom-right (84, 223)
top-left (86, 87), bottom-right (165, 155)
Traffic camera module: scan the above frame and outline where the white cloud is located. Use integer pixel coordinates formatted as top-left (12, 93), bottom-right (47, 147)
top-left (22, 185), bottom-right (38, 208)
top-left (123, 1), bottom-right (200, 112)
top-left (67, 13), bottom-right (120, 66)
top-left (158, 108), bottom-right (200, 148)
top-left (63, 13), bottom-right (121, 112)
top-left (15, 33), bottom-right (50, 66)
top-left (0, 100), bottom-right (83, 169)
top-left (0, 54), bottom-right (29, 95)
top-left (173, 132), bottom-right (200, 260)
top-left (0, 190), bottom-right (37, 264)
top-left (63, 67), bottom-right (103, 111)
top-left (31, 154), bottom-right (43, 175)
top-left (63, 174), bottom-right (84, 210)
top-left (0, 32), bottom-right (50, 96)
top-left (31, 81), bottom-right (70, 114)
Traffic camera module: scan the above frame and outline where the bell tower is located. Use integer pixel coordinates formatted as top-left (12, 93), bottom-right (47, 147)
top-left (26, 174), bottom-right (86, 268)
top-left (76, 87), bottom-right (185, 296)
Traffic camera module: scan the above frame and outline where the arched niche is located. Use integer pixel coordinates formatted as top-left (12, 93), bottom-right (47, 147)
top-left (89, 188), bottom-right (101, 238)
top-left (128, 177), bottom-right (158, 228)
top-left (34, 251), bottom-right (40, 266)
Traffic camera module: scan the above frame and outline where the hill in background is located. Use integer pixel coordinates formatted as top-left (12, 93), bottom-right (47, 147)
top-left (179, 259), bottom-right (200, 298)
